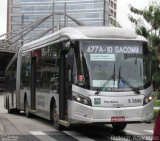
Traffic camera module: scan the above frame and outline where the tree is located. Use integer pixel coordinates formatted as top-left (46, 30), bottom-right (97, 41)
top-left (129, 1), bottom-right (160, 35)
top-left (135, 26), bottom-right (150, 38)
top-left (129, 1), bottom-right (160, 90)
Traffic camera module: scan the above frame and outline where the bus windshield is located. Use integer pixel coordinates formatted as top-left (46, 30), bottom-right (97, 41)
top-left (78, 40), bottom-right (152, 91)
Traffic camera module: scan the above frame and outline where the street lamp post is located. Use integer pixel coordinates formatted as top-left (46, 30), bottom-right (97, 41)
top-left (64, 2), bottom-right (67, 27)
top-left (52, 1), bottom-right (55, 33)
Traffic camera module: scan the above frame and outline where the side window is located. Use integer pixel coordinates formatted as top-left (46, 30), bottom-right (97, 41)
top-left (5, 59), bottom-right (17, 92)
top-left (21, 52), bottom-right (31, 88)
top-left (73, 42), bottom-right (82, 85)
top-left (35, 43), bottom-right (61, 92)
top-left (12, 60), bottom-right (17, 91)
top-left (66, 48), bottom-right (75, 82)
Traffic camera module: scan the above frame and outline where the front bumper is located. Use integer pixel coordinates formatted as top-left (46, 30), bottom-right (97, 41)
top-left (70, 101), bottom-right (153, 124)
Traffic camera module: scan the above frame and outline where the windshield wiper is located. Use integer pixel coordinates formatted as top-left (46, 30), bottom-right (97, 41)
top-left (95, 64), bottom-right (115, 95)
top-left (118, 65), bottom-right (140, 94)
top-left (113, 64), bottom-right (116, 88)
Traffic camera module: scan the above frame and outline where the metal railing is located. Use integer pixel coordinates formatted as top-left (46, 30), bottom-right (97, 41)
top-left (0, 11), bottom-right (85, 52)
top-left (0, 0), bottom-right (110, 53)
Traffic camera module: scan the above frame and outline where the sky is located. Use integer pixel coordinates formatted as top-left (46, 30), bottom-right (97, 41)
top-left (117, 0), bottom-right (150, 29)
top-left (0, 0), bottom-right (152, 39)
top-left (0, 0), bottom-right (7, 38)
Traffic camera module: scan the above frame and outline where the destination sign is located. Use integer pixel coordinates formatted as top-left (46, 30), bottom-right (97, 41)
top-left (81, 41), bottom-right (143, 54)
top-left (86, 46), bottom-right (142, 54)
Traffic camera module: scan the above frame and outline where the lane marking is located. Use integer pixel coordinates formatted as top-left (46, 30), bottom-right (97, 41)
top-left (30, 131), bottom-right (58, 141)
top-left (30, 131), bottom-right (47, 136)
top-left (63, 131), bottom-right (96, 141)
top-left (145, 130), bottom-right (153, 134)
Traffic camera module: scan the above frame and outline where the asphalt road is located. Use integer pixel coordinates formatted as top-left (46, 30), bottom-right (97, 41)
top-left (0, 94), bottom-right (155, 141)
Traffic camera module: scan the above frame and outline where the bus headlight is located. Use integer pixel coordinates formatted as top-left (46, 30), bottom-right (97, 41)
top-left (143, 94), bottom-right (153, 105)
top-left (72, 92), bottom-right (92, 106)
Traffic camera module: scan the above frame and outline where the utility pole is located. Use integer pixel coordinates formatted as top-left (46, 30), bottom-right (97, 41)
top-left (21, 14), bottom-right (24, 46)
top-left (52, 1), bottom-right (55, 33)
top-left (64, 2), bottom-right (67, 27)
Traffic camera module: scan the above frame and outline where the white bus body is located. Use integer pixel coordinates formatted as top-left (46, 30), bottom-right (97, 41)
top-left (4, 27), bottom-right (153, 130)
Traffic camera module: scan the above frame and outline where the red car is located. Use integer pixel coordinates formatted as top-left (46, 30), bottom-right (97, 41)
top-left (153, 111), bottom-right (160, 141)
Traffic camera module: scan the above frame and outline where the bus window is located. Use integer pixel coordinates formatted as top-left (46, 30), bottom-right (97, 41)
top-left (21, 52), bottom-right (31, 88)
top-left (34, 44), bottom-right (60, 92)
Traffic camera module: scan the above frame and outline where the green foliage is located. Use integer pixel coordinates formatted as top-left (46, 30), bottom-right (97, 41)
top-left (154, 93), bottom-right (160, 106)
top-left (154, 109), bottom-right (159, 119)
top-left (153, 93), bottom-right (160, 119)
top-left (130, 6), bottom-right (143, 15)
top-left (150, 34), bottom-right (160, 46)
top-left (129, 1), bottom-right (160, 90)
top-left (130, 1), bottom-right (160, 32)
top-left (135, 26), bottom-right (150, 38)
top-left (151, 47), bottom-right (160, 89)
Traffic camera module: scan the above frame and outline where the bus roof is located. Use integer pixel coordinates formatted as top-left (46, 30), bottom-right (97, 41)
top-left (21, 27), bottom-right (147, 52)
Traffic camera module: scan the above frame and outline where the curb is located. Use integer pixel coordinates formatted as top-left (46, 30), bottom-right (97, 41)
top-left (0, 119), bottom-right (5, 135)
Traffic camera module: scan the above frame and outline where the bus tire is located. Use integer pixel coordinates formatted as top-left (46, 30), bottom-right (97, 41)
top-left (8, 100), bottom-right (13, 114)
top-left (25, 100), bottom-right (31, 118)
top-left (112, 123), bottom-right (127, 131)
top-left (6, 98), bottom-right (8, 109)
top-left (8, 108), bottom-right (12, 114)
top-left (52, 103), bottom-right (63, 130)
top-left (14, 109), bottom-right (20, 114)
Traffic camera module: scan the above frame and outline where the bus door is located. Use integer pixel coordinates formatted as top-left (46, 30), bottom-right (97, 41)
top-left (31, 57), bottom-right (36, 110)
top-left (59, 49), bottom-right (74, 121)
top-left (59, 50), bottom-right (69, 120)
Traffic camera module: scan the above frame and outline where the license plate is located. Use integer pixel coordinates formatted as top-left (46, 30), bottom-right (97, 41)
top-left (111, 116), bottom-right (125, 122)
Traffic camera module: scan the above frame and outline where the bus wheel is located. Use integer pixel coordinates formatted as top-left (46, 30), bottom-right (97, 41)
top-left (8, 100), bottom-right (13, 114)
top-left (6, 98), bottom-right (8, 109)
top-left (25, 100), bottom-right (31, 118)
top-left (14, 109), bottom-right (20, 115)
top-left (112, 123), bottom-right (127, 131)
top-left (53, 103), bottom-right (63, 130)
top-left (8, 105), bottom-right (13, 114)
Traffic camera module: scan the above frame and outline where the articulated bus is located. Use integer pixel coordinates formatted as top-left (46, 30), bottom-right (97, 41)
top-left (4, 27), bottom-right (153, 131)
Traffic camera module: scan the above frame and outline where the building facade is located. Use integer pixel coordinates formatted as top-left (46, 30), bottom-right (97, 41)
top-left (7, 0), bottom-right (117, 42)
top-left (109, 0), bottom-right (117, 25)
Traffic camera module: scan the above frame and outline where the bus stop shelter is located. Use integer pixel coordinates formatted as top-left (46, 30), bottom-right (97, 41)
top-left (0, 51), bottom-right (14, 76)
